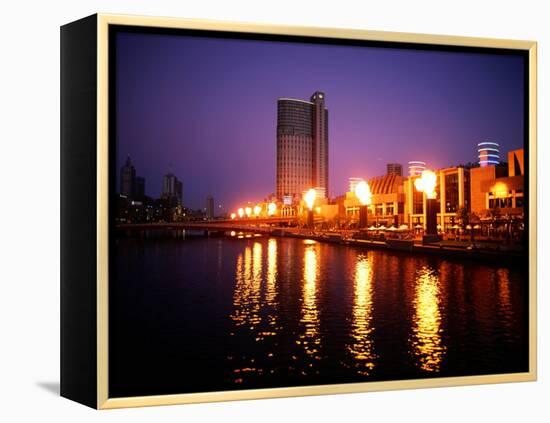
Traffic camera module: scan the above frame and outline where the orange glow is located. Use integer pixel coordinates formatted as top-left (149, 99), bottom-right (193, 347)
top-left (245, 206), bottom-right (252, 217)
top-left (303, 188), bottom-right (316, 210)
top-left (354, 180), bottom-right (372, 205)
top-left (493, 181), bottom-right (508, 199)
top-left (414, 170), bottom-right (437, 199)
top-left (253, 205), bottom-right (262, 216)
top-left (237, 208), bottom-right (244, 218)
top-left (230, 213), bottom-right (237, 220)
top-left (267, 202), bottom-right (277, 216)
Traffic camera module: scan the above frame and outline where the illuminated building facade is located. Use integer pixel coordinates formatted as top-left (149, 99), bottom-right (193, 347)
top-left (404, 166), bottom-right (471, 231)
top-left (408, 161), bottom-right (426, 176)
top-left (478, 141), bottom-right (500, 167)
top-left (344, 173), bottom-right (406, 226)
top-left (276, 91), bottom-right (328, 201)
top-left (470, 148), bottom-right (524, 216)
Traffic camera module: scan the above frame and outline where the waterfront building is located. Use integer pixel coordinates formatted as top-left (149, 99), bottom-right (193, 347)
top-left (344, 173), bottom-right (406, 227)
top-left (162, 172), bottom-right (183, 206)
top-left (387, 163), bottom-right (403, 176)
top-left (276, 91), bottom-right (328, 201)
top-left (470, 148), bottom-right (524, 216)
top-left (408, 161), bottom-right (426, 176)
top-left (404, 166), bottom-right (470, 231)
top-left (478, 141), bottom-right (500, 167)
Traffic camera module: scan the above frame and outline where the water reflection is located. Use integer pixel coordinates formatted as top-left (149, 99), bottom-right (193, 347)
top-left (348, 253), bottom-right (376, 375)
top-left (497, 268), bottom-right (514, 336)
top-left (410, 265), bottom-right (446, 372)
top-left (298, 240), bottom-right (321, 374)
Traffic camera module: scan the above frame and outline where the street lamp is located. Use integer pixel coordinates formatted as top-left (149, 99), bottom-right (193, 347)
top-left (354, 180), bottom-right (372, 228)
top-left (414, 170), bottom-right (440, 243)
top-left (303, 188), bottom-right (316, 229)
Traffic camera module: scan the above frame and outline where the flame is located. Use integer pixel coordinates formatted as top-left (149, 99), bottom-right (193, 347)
top-left (414, 170), bottom-right (437, 199)
top-left (267, 202), bottom-right (277, 216)
top-left (237, 208), bottom-right (244, 218)
top-left (354, 180), bottom-right (372, 206)
top-left (253, 205), bottom-right (262, 216)
top-left (492, 181), bottom-right (508, 199)
top-left (303, 188), bottom-right (317, 210)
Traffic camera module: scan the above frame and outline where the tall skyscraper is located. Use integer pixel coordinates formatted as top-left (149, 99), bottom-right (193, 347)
top-left (276, 91), bottom-right (329, 200)
top-left (135, 176), bottom-right (145, 200)
top-left (206, 195), bottom-right (214, 219)
top-left (162, 173), bottom-right (183, 206)
top-left (408, 161), bottom-right (426, 176)
top-left (387, 163), bottom-right (403, 176)
top-left (478, 141), bottom-right (500, 167)
top-left (120, 156), bottom-right (136, 197)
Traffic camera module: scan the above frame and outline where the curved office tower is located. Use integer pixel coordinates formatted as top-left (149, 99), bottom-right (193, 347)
top-left (408, 160), bottom-right (427, 176)
top-left (276, 91), bottom-right (328, 201)
top-left (478, 141), bottom-right (500, 167)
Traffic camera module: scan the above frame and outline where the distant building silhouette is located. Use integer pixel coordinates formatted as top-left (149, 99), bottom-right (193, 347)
top-left (162, 173), bottom-right (183, 206)
top-left (206, 195), bottom-right (214, 219)
top-left (120, 156), bottom-right (136, 197)
top-left (386, 163), bottom-right (403, 176)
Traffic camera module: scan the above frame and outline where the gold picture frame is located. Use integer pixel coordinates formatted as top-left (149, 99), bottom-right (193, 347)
top-left (61, 13), bottom-right (537, 409)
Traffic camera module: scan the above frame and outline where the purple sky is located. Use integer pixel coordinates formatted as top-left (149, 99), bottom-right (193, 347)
top-left (115, 31), bottom-right (525, 212)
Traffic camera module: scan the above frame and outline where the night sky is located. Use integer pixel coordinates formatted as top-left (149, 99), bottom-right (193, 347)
top-left (115, 30), bottom-right (525, 212)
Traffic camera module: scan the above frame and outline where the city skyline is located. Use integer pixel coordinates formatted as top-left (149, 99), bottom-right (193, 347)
top-left (115, 30), bottom-right (525, 210)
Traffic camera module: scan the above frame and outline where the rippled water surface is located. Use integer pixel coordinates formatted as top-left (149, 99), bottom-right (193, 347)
top-left (110, 236), bottom-right (528, 397)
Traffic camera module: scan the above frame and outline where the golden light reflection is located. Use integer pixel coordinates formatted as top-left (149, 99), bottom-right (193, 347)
top-left (265, 239), bottom-right (278, 331)
top-left (230, 244), bottom-right (262, 329)
top-left (497, 268), bottom-right (513, 333)
top-left (348, 253), bottom-right (376, 375)
top-left (297, 243), bottom-right (321, 370)
top-left (410, 266), bottom-right (446, 372)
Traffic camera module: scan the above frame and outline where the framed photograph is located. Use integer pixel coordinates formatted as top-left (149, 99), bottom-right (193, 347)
top-left (60, 14), bottom-right (537, 409)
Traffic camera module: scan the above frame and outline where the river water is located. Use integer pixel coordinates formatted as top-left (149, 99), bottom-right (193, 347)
top-left (109, 235), bottom-right (528, 397)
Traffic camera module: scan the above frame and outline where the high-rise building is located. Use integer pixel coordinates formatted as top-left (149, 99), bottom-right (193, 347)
top-left (162, 173), bottom-right (183, 206)
top-left (206, 195), bottom-right (214, 219)
top-left (408, 161), bottom-right (426, 176)
top-left (120, 156), bottom-right (136, 197)
top-left (135, 176), bottom-right (145, 200)
top-left (478, 141), bottom-right (500, 167)
top-left (387, 163), bottom-right (403, 176)
top-left (276, 91), bottom-right (329, 201)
